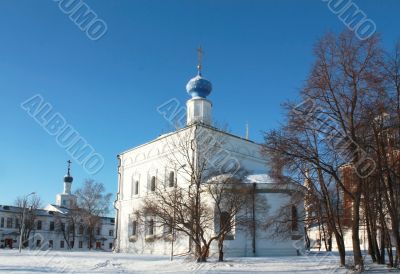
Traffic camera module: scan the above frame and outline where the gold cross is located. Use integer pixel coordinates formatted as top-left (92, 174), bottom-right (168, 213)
top-left (197, 46), bottom-right (203, 74)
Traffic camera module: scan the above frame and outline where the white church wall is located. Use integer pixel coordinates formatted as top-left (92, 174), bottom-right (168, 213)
top-left (116, 124), bottom-right (304, 257)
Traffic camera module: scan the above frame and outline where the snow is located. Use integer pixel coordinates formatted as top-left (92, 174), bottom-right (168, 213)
top-left (0, 250), bottom-right (394, 273)
top-left (246, 174), bottom-right (275, 184)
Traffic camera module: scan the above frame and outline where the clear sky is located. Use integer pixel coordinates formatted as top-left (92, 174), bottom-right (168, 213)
top-left (1, 0), bottom-right (399, 208)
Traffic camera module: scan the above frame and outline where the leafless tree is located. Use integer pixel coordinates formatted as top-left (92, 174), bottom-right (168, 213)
top-left (14, 194), bottom-right (41, 248)
top-left (142, 125), bottom-right (254, 262)
top-left (263, 31), bottom-right (388, 269)
top-left (205, 170), bottom-right (259, 262)
top-left (54, 205), bottom-right (81, 249)
top-left (74, 180), bottom-right (112, 249)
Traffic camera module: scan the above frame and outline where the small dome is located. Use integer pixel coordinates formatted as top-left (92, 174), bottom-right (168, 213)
top-left (186, 74), bottom-right (212, 98)
top-left (64, 175), bottom-right (73, 183)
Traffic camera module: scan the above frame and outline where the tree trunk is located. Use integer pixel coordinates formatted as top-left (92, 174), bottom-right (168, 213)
top-left (218, 237), bottom-right (224, 262)
top-left (333, 230), bottom-right (346, 267)
top-left (380, 229), bottom-right (386, 265)
top-left (351, 194), bottom-right (364, 270)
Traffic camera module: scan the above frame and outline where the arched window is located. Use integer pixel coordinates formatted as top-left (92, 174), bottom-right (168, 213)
top-left (135, 180), bottom-right (139, 195)
top-left (291, 205), bottom-right (298, 231)
top-left (168, 171), bottom-right (175, 187)
top-left (131, 180), bottom-right (135, 197)
top-left (150, 176), bottom-right (156, 192)
top-left (132, 220), bottom-right (137, 236)
top-left (220, 212), bottom-right (231, 234)
top-left (220, 211), bottom-right (234, 240)
top-left (147, 219), bottom-right (154, 235)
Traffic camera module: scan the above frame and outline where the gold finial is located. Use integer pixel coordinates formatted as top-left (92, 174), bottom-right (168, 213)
top-left (197, 46), bottom-right (203, 75)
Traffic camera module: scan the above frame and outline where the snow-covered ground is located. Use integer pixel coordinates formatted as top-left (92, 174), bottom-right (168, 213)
top-left (0, 250), bottom-right (395, 273)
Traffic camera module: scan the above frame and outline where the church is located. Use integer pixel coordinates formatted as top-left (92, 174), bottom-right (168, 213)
top-left (0, 163), bottom-right (114, 251)
top-left (114, 52), bottom-right (304, 257)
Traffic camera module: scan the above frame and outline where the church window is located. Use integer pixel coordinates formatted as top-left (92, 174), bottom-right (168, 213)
top-left (291, 205), bottom-right (298, 231)
top-left (147, 219), bottom-right (154, 235)
top-left (150, 176), bottom-right (156, 192)
top-left (109, 243), bottom-right (113, 249)
top-left (135, 181), bottom-right (139, 195)
top-left (78, 225), bottom-right (84, 235)
top-left (132, 220), bottom-right (137, 236)
top-left (6, 217), bottom-right (12, 228)
top-left (163, 220), bottom-right (173, 235)
top-left (37, 220), bottom-right (42, 230)
top-left (220, 212), bottom-right (231, 234)
top-left (48, 240), bottom-right (53, 248)
top-left (109, 229), bottom-right (113, 236)
top-left (79, 241), bottom-right (83, 248)
top-left (50, 221), bottom-right (55, 231)
top-left (220, 212), bottom-right (234, 240)
top-left (60, 240), bottom-right (65, 248)
top-left (15, 218), bottom-right (20, 229)
top-left (0, 217), bottom-right (4, 228)
top-left (168, 171), bottom-right (175, 187)
top-left (36, 239), bottom-right (41, 247)
top-left (96, 227), bottom-right (101, 235)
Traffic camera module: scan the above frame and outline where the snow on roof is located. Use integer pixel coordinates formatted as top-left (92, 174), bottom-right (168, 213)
top-left (245, 174), bottom-right (275, 184)
top-left (44, 204), bottom-right (69, 215)
top-left (207, 173), bottom-right (275, 184)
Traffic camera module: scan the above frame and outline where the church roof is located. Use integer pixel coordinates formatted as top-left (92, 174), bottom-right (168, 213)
top-left (119, 123), bottom-right (260, 156)
top-left (246, 174), bottom-right (275, 184)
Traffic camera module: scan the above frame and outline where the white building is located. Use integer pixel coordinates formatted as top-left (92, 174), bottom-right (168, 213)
top-left (0, 164), bottom-right (114, 251)
top-left (114, 59), bottom-right (304, 257)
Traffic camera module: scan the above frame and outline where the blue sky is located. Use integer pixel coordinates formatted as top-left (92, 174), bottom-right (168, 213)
top-left (1, 0), bottom-right (399, 208)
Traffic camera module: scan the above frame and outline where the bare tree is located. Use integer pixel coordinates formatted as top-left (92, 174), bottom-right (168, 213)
top-left (263, 116), bottom-right (348, 266)
top-left (142, 125), bottom-right (254, 262)
top-left (205, 171), bottom-right (257, 262)
top-left (14, 194), bottom-right (41, 248)
top-left (263, 31), bottom-right (400, 270)
top-left (74, 180), bottom-right (112, 249)
top-left (54, 205), bottom-right (81, 249)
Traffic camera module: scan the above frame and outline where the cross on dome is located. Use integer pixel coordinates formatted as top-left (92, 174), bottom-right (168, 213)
top-left (186, 47), bottom-right (212, 98)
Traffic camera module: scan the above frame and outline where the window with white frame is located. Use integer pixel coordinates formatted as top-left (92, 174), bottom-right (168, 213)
top-left (131, 179), bottom-right (136, 197)
top-left (163, 219), bottom-right (173, 236)
top-left (131, 220), bottom-right (137, 236)
top-left (6, 217), bottom-right (12, 228)
top-left (220, 211), bottom-right (234, 240)
top-left (150, 176), bottom-right (156, 192)
top-left (291, 205), bottom-right (298, 232)
top-left (146, 218), bottom-right (154, 236)
top-left (168, 171), bottom-right (175, 187)
top-left (135, 180), bottom-right (139, 195)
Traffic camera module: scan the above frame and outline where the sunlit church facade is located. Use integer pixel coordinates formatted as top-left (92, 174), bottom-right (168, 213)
top-left (114, 56), bottom-right (304, 257)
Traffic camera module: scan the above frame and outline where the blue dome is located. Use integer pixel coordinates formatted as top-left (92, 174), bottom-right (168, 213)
top-left (186, 74), bottom-right (212, 98)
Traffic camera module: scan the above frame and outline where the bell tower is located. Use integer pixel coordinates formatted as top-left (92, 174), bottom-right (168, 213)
top-left (185, 47), bottom-right (213, 126)
top-left (55, 160), bottom-right (77, 208)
